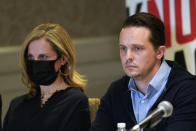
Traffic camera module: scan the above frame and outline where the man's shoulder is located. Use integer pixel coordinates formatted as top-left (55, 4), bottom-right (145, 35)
top-left (107, 75), bottom-right (130, 93)
top-left (111, 75), bottom-right (130, 86)
top-left (165, 60), bottom-right (196, 92)
top-left (166, 60), bottom-right (196, 81)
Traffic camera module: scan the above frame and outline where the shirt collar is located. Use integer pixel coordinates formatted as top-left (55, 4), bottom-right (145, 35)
top-left (128, 60), bottom-right (171, 92)
top-left (149, 60), bottom-right (171, 91)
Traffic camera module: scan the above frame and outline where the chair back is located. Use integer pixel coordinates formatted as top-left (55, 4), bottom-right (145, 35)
top-left (88, 98), bottom-right (100, 123)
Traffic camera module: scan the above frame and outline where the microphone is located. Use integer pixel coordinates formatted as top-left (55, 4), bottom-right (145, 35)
top-left (130, 101), bottom-right (173, 131)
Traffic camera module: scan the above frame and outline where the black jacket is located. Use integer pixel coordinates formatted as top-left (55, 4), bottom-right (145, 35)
top-left (0, 95), bottom-right (2, 131)
top-left (3, 87), bottom-right (91, 131)
top-left (91, 60), bottom-right (196, 131)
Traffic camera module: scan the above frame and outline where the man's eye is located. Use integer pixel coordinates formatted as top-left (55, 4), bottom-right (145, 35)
top-left (120, 47), bottom-right (127, 51)
top-left (134, 47), bottom-right (142, 51)
top-left (135, 47), bottom-right (140, 50)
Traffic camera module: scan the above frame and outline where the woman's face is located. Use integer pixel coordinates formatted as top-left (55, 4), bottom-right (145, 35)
top-left (28, 38), bottom-right (57, 61)
top-left (27, 38), bottom-right (63, 71)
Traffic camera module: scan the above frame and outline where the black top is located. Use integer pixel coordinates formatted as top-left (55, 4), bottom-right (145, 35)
top-left (90, 60), bottom-right (196, 131)
top-left (3, 87), bottom-right (91, 131)
top-left (0, 95), bottom-right (2, 131)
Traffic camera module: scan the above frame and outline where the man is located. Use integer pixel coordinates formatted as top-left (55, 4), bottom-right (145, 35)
top-left (90, 12), bottom-right (196, 131)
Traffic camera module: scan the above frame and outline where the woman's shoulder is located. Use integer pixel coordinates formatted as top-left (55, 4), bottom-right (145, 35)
top-left (68, 86), bottom-right (87, 96)
top-left (11, 94), bottom-right (27, 103)
top-left (60, 87), bottom-right (88, 101)
top-left (67, 86), bottom-right (85, 93)
top-left (8, 94), bottom-right (29, 111)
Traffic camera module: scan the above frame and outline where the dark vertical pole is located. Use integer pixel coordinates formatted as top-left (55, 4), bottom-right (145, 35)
top-left (174, 50), bottom-right (187, 69)
top-left (126, 2), bottom-right (143, 18)
top-left (136, 3), bottom-right (142, 14)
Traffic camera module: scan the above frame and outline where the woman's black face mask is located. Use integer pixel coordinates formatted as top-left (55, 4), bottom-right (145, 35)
top-left (27, 59), bottom-right (58, 85)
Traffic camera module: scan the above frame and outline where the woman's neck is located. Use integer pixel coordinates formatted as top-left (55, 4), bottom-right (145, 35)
top-left (40, 76), bottom-right (69, 107)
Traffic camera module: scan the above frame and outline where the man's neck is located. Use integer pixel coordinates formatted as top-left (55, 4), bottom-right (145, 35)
top-left (134, 79), bottom-right (150, 95)
top-left (134, 62), bottom-right (161, 95)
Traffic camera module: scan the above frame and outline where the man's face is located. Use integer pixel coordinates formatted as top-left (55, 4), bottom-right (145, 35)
top-left (119, 26), bottom-right (164, 81)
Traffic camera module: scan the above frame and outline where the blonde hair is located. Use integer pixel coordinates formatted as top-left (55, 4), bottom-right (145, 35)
top-left (20, 24), bottom-right (87, 97)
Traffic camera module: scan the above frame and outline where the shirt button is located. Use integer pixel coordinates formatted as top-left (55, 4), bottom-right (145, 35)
top-left (141, 99), bottom-right (144, 103)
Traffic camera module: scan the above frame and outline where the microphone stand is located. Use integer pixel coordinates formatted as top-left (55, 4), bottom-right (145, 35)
top-left (130, 101), bottom-right (173, 131)
top-left (130, 119), bottom-right (160, 131)
top-left (130, 126), bottom-right (155, 131)
top-left (130, 109), bottom-right (163, 131)
top-left (129, 126), bottom-right (154, 131)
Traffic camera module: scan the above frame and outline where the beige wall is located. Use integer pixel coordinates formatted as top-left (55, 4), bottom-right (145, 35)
top-left (0, 0), bottom-right (126, 46)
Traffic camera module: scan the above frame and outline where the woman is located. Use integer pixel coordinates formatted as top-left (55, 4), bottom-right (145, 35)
top-left (3, 24), bottom-right (91, 131)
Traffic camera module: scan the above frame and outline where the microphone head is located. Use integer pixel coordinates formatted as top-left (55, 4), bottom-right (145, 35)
top-left (158, 101), bottom-right (173, 117)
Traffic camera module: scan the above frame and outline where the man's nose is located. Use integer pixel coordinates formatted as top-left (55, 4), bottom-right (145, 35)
top-left (126, 50), bottom-right (134, 60)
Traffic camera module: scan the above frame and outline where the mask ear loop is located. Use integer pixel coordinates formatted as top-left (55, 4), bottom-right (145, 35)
top-left (59, 63), bottom-right (70, 76)
top-left (55, 54), bottom-right (62, 62)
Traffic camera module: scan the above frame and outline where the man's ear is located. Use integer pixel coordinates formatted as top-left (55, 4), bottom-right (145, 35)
top-left (156, 46), bottom-right (166, 60)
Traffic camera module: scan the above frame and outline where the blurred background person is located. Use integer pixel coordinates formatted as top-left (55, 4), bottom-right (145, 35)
top-left (0, 94), bottom-right (2, 131)
top-left (3, 24), bottom-right (91, 131)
